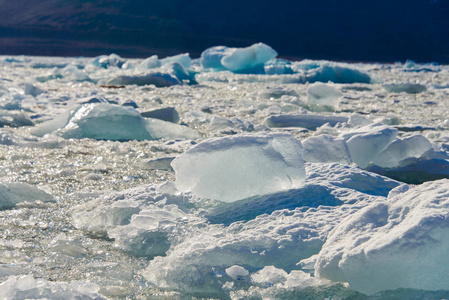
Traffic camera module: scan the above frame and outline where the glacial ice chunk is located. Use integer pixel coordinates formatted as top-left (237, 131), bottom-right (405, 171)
top-left (0, 183), bottom-right (55, 209)
top-left (264, 114), bottom-right (348, 130)
top-left (171, 133), bottom-right (305, 202)
top-left (383, 83), bottom-right (427, 94)
top-left (32, 104), bottom-right (198, 141)
top-left (200, 46), bottom-right (235, 70)
top-left (106, 72), bottom-right (181, 87)
top-left (92, 53), bottom-right (125, 68)
top-left (160, 53), bottom-right (192, 69)
top-left (0, 275), bottom-right (105, 299)
top-left (315, 179), bottom-right (449, 295)
top-left (307, 83), bottom-right (343, 109)
top-left (221, 43), bottom-right (277, 73)
top-left (372, 134), bottom-right (432, 168)
top-left (342, 123), bottom-right (398, 168)
top-left (303, 135), bottom-right (351, 164)
top-left (137, 55), bottom-right (161, 69)
top-left (304, 63), bottom-right (371, 84)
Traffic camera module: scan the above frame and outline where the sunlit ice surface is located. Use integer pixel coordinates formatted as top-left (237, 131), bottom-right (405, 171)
top-left (1, 46), bottom-right (449, 299)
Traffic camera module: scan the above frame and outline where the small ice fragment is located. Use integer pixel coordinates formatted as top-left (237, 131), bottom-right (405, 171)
top-left (0, 183), bottom-right (54, 210)
top-left (307, 82), bottom-right (343, 109)
top-left (225, 265), bottom-right (249, 280)
top-left (264, 114), bottom-right (348, 130)
top-left (251, 266), bottom-right (288, 286)
top-left (303, 134), bottom-right (351, 164)
top-left (140, 107), bottom-right (180, 123)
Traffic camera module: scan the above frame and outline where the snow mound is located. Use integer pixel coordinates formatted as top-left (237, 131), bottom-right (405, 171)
top-left (171, 132), bottom-right (305, 202)
top-left (0, 183), bottom-right (54, 209)
top-left (315, 179), bottom-right (449, 295)
top-left (31, 104), bottom-right (198, 141)
top-left (0, 275), bottom-right (105, 300)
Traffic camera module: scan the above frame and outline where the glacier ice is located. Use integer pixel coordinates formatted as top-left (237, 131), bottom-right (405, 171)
top-left (303, 134), bottom-right (351, 164)
top-left (92, 53), bottom-right (125, 68)
top-left (307, 82), bottom-right (343, 110)
top-left (0, 182), bottom-right (54, 209)
top-left (0, 275), bottom-right (105, 300)
top-left (171, 132), bottom-right (305, 202)
top-left (105, 72), bottom-right (181, 87)
top-left (315, 179), bottom-right (449, 295)
top-left (31, 104), bottom-right (198, 141)
top-left (200, 43), bottom-right (277, 73)
top-left (137, 55), bottom-right (161, 69)
top-left (264, 114), bottom-right (348, 130)
top-left (160, 53), bottom-right (192, 69)
top-left (221, 43), bottom-right (277, 73)
top-left (342, 123), bottom-right (398, 168)
top-left (372, 134), bottom-right (433, 168)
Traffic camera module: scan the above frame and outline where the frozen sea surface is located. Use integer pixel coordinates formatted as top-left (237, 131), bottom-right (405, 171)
top-left (1, 45), bottom-right (449, 299)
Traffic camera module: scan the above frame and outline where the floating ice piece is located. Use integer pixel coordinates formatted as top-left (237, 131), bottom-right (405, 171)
top-left (341, 123), bottom-right (398, 168)
top-left (303, 135), bottom-right (351, 164)
top-left (226, 265), bottom-right (249, 280)
top-left (172, 133), bottom-right (305, 202)
top-left (0, 111), bottom-right (34, 128)
top-left (307, 82), bottom-right (342, 109)
top-left (160, 53), bottom-right (192, 69)
top-left (264, 59), bottom-right (294, 75)
top-left (140, 107), bottom-right (180, 123)
top-left (372, 135), bottom-right (432, 168)
top-left (0, 182), bottom-right (54, 209)
top-left (264, 114), bottom-right (348, 130)
top-left (315, 179), bottom-right (449, 295)
top-left (106, 72), bottom-right (181, 87)
top-left (0, 275), bottom-right (105, 300)
top-left (383, 83), bottom-right (427, 94)
top-left (348, 114), bottom-right (373, 128)
top-left (258, 87), bottom-right (298, 100)
top-left (92, 53), bottom-right (125, 68)
top-left (200, 46), bottom-right (236, 70)
top-left (221, 43), bottom-right (277, 73)
top-left (23, 83), bottom-right (45, 97)
top-left (31, 104), bottom-right (198, 141)
top-left (251, 266), bottom-right (288, 286)
top-left (141, 157), bottom-right (175, 170)
top-left (303, 63), bottom-right (371, 84)
top-left (137, 55), bottom-right (161, 69)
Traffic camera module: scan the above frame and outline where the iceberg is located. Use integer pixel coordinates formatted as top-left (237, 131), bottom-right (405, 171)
top-left (92, 53), bottom-right (125, 68)
top-left (200, 43), bottom-right (277, 73)
top-left (171, 133), bottom-right (305, 202)
top-left (160, 53), bottom-right (192, 69)
top-left (137, 55), bottom-right (161, 69)
top-left (221, 43), bottom-right (277, 73)
top-left (315, 180), bottom-right (449, 295)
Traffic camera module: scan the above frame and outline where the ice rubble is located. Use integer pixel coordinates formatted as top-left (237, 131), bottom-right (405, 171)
top-left (315, 179), bottom-right (449, 295)
top-left (0, 275), bottom-right (105, 300)
top-left (31, 103), bottom-right (198, 141)
top-left (171, 132), bottom-right (305, 202)
top-left (0, 182), bottom-right (54, 209)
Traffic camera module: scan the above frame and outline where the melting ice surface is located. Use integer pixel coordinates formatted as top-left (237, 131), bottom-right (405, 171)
top-left (1, 43), bottom-right (449, 299)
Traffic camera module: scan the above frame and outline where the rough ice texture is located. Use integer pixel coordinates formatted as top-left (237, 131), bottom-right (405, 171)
top-left (221, 43), bottom-right (277, 73)
top-left (307, 82), bottom-right (342, 109)
top-left (303, 135), bottom-right (351, 164)
top-left (372, 134), bottom-right (432, 168)
top-left (171, 132), bottom-right (305, 202)
top-left (264, 114), bottom-right (348, 130)
top-left (315, 179), bottom-right (449, 295)
top-left (0, 183), bottom-right (54, 209)
top-left (141, 163), bottom-right (399, 297)
top-left (0, 275), bottom-right (105, 300)
top-left (342, 123), bottom-right (398, 168)
top-left (31, 104), bottom-right (198, 141)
